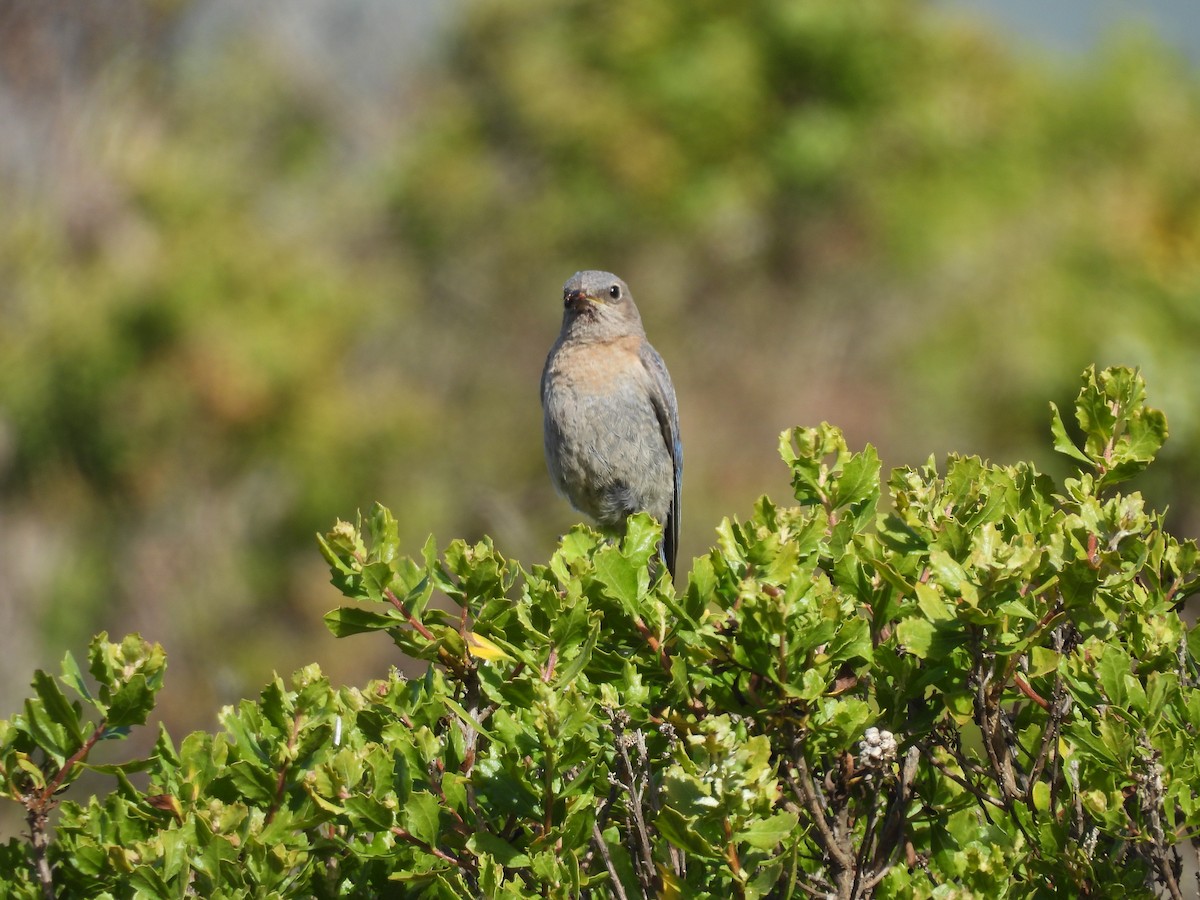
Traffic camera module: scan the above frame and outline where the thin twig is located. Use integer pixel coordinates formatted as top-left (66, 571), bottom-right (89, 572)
top-left (863, 746), bottom-right (921, 890)
top-left (785, 750), bottom-right (854, 873)
top-left (385, 588), bottom-right (462, 672)
top-left (850, 793), bottom-right (880, 898)
top-left (926, 754), bottom-right (1006, 810)
top-left (1137, 734), bottom-right (1183, 900)
top-left (632, 617), bottom-right (672, 677)
top-left (793, 879), bottom-right (834, 898)
top-left (384, 588), bottom-right (437, 641)
top-left (613, 729), bottom-right (658, 895)
top-left (1012, 674), bottom-right (1049, 710)
top-left (392, 826), bottom-right (468, 868)
top-left (1027, 675), bottom-right (1070, 796)
top-left (974, 659), bottom-right (1019, 804)
top-left (26, 806), bottom-right (54, 900)
top-left (591, 822), bottom-right (630, 900)
top-left (23, 718), bottom-right (109, 900)
top-left (39, 719), bottom-right (107, 806)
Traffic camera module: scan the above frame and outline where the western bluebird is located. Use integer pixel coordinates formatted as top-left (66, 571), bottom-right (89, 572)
top-left (541, 270), bottom-right (682, 577)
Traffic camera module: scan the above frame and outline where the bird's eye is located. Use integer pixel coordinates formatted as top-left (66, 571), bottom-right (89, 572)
top-left (609, 285), bottom-right (621, 300)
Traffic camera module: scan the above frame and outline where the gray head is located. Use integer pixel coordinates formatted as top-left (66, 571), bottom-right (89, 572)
top-left (559, 270), bottom-right (645, 342)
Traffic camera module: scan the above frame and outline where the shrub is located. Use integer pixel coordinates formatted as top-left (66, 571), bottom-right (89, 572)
top-left (1, 366), bottom-right (1197, 898)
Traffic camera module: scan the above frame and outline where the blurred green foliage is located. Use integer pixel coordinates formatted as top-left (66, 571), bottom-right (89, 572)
top-left (1, 0), bottom-right (1198, 744)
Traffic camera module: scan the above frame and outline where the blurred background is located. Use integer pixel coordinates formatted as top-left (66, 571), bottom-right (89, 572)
top-left (1, 0), bottom-right (1198, 749)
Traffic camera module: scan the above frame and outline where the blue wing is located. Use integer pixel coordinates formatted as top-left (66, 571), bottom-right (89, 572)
top-left (638, 340), bottom-right (682, 578)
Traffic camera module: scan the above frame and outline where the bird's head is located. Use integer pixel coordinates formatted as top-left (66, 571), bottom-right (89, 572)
top-left (559, 270), bottom-right (644, 341)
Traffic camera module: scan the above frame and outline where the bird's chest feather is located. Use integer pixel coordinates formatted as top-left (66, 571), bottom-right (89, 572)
top-left (546, 338), bottom-right (641, 391)
top-left (543, 338), bottom-right (661, 464)
top-left (544, 338), bottom-right (647, 414)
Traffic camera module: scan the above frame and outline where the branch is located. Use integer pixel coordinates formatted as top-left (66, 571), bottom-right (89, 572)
top-left (927, 753), bottom-right (1005, 810)
top-left (784, 749), bottom-right (854, 874)
top-left (863, 746), bottom-right (921, 890)
top-left (391, 826), bottom-right (468, 868)
top-left (1137, 734), bottom-right (1184, 900)
top-left (794, 880), bottom-right (835, 898)
top-left (25, 806), bottom-right (54, 900)
top-left (23, 717), bottom-right (109, 900)
top-left (384, 588), bottom-right (437, 641)
top-left (632, 617), bottom-right (672, 677)
top-left (1012, 674), bottom-right (1049, 711)
top-left (591, 822), bottom-right (630, 900)
top-left (385, 588), bottom-right (463, 672)
top-left (612, 727), bottom-right (658, 896)
top-left (263, 711), bottom-right (302, 828)
top-left (39, 719), bottom-right (107, 807)
top-left (1026, 675), bottom-right (1070, 796)
top-left (973, 658), bottom-right (1020, 804)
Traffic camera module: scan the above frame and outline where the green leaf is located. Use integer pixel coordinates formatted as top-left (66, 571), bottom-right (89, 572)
top-left (1068, 366), bottom-right (1168, 487)
top-left (895, 618), bottom-right (935, 659)
top-left (324, 606), bottom-right (402, 637)
top-left (655, 807), bottom-right (718, 858)
top-left (469, 831), bottom-right (531, 868)
top-left (832, 445), bottom-right (881, 513)
top-left (1096, 647), bottom-right (1131, 709)
top-left (1028, 647), bottom-right (1060, 678)
top-left (914, 582), bottom-right (954, 622)
top-left (59, 651), bottom-right (95, 705)
top-left (737, 810), bottom-right (799, 850)
top-left (226, 760), bottom-right (276, 805)
top-left (442, 697), bottom-right (496, 741)
top-left (368, 502), bottom-right (401, 563)
top-left (32, 669), bottom-right (85, 748)
top-left (346, 794), bottom-right (396, 831)
top-left (928, 549), bottom-right (977, 606)
top-left (895, 616), bottom-right (965, 662)
top-left (23, 696), bottom-right (71, 763)
top-left (1049, 402), bottom-right (1091, 465)
top-left (556, 615), bottom-right (600, 685)
top-left (404, 790), bottom-right (442, 847)
top-left (593, 545), bottom-right (641, 615)
top-left (1032, 780), bottom-right (1051, 813)
top-left (105, 675), bottom-right (156, 729)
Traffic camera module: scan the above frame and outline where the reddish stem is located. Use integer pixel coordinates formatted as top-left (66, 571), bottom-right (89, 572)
top-left (1013, 674), bottom-right (1050, 710)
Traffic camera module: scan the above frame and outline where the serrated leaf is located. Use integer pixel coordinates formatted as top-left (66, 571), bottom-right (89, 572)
top-left (404, 790), bottom-right (442, 847)
top-left (226, 760), bottom-right (277, 805)
top-left (469, 831), bottom-right (531, 868)
top-left (1049, 402), bottom-right (1091, 465)
top-left (324, 606), bottom-right (402, 637)
top-left (895, 618), bottom-right (935, 659)
top-left (914, 582), bottom-right (954, 622)
top-left (32, 669), bottom-right (85, 747)
top-left (105, 675), bottom-right (156, 729)
top-left (655, 806), bottom-right (718, 858)
top-left (593, 546), bottom-right (641, 615)
top-left (346, 794), bottom-right (396, 831)
top-left (1096, 648), bottom-right (1130, 709)
top-left (736, 810), bottom-right (799, 850)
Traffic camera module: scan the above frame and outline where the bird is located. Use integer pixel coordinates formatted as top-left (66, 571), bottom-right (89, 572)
top-left (541, 270), bottom-right (682, 578)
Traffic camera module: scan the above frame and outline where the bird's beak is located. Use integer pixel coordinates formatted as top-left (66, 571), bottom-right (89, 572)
top-left (564, 289), bottom-right (592, 312)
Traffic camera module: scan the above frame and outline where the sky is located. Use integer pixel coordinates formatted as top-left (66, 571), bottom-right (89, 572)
top-left (943, 0), bottom-right (1200, 63)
